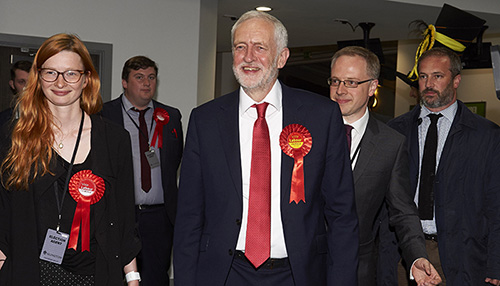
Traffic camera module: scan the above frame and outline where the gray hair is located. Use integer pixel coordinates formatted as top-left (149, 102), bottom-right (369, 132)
top-left (231, 10), bottom-right (288, 53)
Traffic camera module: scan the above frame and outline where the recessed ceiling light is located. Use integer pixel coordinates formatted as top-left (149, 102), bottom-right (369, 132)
top-left (256, 6), bottom-right (272, 12)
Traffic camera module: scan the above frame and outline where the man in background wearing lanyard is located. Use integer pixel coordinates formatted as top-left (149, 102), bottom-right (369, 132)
top-left (101, 56), bottom-right (183, 286)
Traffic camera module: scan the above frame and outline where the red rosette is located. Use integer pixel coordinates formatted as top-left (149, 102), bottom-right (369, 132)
top-left (68, 170), bottom-right (105, 251)
top-left (280, 124), bottom-right (312, 204)
top-left (151, 108), bottom-right (170, 148)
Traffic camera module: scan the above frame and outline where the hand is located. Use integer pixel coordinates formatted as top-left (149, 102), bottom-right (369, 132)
top-left (485, 277), bottom-right (500, 285)
top-left (0, 250), bottom-right (6, 270)
top-left (411, 258), bottom-right (442, 286)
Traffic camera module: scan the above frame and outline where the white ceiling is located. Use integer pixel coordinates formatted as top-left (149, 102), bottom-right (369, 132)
top-left (216, 0), bottom-right (500, 52)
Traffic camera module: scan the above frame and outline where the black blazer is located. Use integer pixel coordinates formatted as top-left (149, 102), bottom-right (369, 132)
top-left (354, 113), bottom-right (426, 285)
top-left (100, 95), bottom-right (183, 223)
top-left (0, 115), bottom-right (141, 286)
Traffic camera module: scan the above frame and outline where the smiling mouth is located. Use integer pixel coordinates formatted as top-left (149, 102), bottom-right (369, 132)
top-left (243, 67), bottom-right (260, 71)
top-left (336, 99), bottom-right (350, 104)
top-left (52, 90), bottom-right (70, 96)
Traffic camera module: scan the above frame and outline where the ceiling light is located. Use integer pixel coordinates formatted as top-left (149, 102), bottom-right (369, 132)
top-left (256, 6), bottom-right (272, 12)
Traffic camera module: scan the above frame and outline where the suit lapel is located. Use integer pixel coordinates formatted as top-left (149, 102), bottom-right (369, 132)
top-left (281, 86), bottom-right (302, 205)
top-left (110, 95), bottom-right (126, 127)
top-left (217, 92), bottom-right (243, 201)
top-left (353, 114), bottom-right (378, 183)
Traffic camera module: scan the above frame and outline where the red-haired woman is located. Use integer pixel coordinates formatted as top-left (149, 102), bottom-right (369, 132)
top-left (0, 33), bottom-right (141, 286)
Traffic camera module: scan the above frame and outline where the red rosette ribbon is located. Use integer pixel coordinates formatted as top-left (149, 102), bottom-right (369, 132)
top-left (68, 170), bottom-right (105, 251)
top-left (280, 124), bottom-right (312, 204)
top-left (151, 108), bottom-right (170, 148)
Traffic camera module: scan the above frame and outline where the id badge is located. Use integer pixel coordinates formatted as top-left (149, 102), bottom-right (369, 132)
top-left (145, 149), bottom-right (160, 168)
top-left (40, 229), bottom-right (69, 265)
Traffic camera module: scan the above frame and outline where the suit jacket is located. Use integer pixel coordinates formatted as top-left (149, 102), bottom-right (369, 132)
top-left (100, 95), bottom-right (183, 224)
top-left (0, 115), bottom-right (141, 286)
top-left (173, 83), bottom-right (359, 285)
top-left (354, 113), bottom-right (426, 285)
top-left (388, 100), bottom-right (500, 285)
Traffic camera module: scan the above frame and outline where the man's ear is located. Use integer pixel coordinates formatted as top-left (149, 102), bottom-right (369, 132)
top-left (277, 48), bottom-right (290, 69)
top-left (453, 74), bottom-right (461, 89)
top-left (368, 79), bottom-right (379, 97)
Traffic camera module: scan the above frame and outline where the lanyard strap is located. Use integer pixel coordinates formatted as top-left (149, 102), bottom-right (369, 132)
top-left (350, 136), bottom-right (363, 166)
top-left (120, 96), bottom-right (153, 143)
top-left (54, 110), bottom-right (85, 232)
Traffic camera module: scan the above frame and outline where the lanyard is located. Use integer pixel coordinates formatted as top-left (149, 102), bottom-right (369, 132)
top-left (350, 136), bottom-right (363, 166)
top-left (54, 110), bottom-right (85, 232)
top-left (120, 97), bottom-right (154, 145)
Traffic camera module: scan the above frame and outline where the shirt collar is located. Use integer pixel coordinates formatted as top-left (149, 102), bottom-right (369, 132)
top-left (121, 94), bottom-right (154, 112)
top-left (239, 80), bottom-right (282, 115)
top-left (420, 101), bottom-right (457, 123)
top-left (344, 107), bottom-right (369, 135)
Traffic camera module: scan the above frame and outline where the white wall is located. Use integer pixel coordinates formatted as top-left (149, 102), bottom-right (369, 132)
top-left (395, 35), bottom-right (500, 125)
top-left (215, 51), bottom-right (238, 98)
top-left (0, 0), bottom-right (218, 130)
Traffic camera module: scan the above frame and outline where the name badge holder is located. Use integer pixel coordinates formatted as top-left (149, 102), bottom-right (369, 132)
top-left (121, 100), bottom-right (161, 169)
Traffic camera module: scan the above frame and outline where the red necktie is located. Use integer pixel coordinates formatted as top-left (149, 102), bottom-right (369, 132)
top-left (245, 102), bottom-right (271, 268)
top-left (137, 108), bottom-right (151, 192)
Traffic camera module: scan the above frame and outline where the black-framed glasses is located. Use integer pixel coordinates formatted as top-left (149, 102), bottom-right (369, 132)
top-left (327, 78), bottom-right (373, 88)
top-left (38, 68), bottom-right (86, 83)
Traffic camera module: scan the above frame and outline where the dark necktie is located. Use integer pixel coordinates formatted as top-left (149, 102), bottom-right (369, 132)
top-left (245, 102), bottom-right (271, 268)
top-left (137, 108), bottom-right (151, 192)
top-left (419, 113), bottom-right (442, 220)
top-left (345, 124), bottom-right (353, 152)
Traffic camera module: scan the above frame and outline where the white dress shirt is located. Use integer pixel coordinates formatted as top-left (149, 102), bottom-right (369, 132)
top-left (344, 107), bottom-right (370, 169)
top-left (121, 95), bottom-right (164, 205)
top-left (416, 102), bottom-right (457, 234)
top-left (235, 81), bottom-right (288, 258)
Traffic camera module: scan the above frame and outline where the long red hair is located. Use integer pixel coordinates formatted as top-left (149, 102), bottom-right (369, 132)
top-left (2, 33), bottom-right (102, 190)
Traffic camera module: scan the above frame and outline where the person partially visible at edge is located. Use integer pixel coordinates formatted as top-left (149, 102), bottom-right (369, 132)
top-left (389, 47), bottom-right (500, 286)
top-left (0, 60), bottom-right (32, 123)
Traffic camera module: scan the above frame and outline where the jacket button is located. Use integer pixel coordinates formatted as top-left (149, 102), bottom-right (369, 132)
top-left (228, 249), bottom-right (233, 256)
top-left (235, 219), bottom-right (241, 226)
top-left (110, 222), bottom-right (114, 226)
top-left (115, 255), bottom-right (119, 259)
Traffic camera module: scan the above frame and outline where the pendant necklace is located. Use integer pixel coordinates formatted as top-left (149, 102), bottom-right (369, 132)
top-left (56, 114), bottom-right (83, 149)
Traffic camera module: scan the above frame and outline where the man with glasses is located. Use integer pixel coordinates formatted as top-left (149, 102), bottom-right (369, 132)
top-left (389, 47), bottom-right (500, 285)
top-left (329, 46), bottom-right (441, 285)
top-left (101, 56), bottom-right (183, 286)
